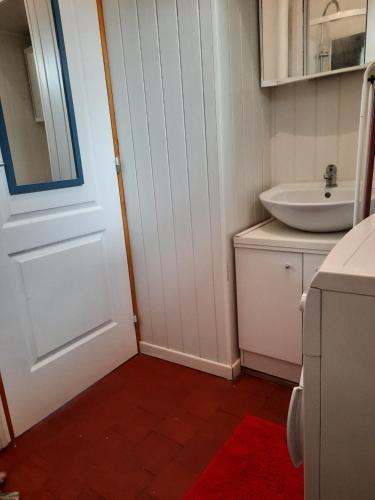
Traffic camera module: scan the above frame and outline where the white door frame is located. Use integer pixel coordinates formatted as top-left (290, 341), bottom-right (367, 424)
top-left (0, 397), bottom-right (10, 450)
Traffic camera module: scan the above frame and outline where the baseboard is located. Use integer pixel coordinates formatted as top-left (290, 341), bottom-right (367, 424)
top-left (232, 358), bottom-right (241, 379)
top-left (139, 341), bottom-right (240, 380)
top-left (241, 350), bottom-right (302, 383)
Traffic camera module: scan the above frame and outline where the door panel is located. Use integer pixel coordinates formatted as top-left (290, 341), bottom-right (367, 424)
top-left (0, 399), bottom-right (10, 450)
top-left (236, 248), bottom-right (303, 364)
top-left (13, 233), bottom-right (112, 359)
top-left (0, 0), bottom-right (137, 436)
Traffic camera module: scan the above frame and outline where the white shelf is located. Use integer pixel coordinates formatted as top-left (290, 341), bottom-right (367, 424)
top-left (261, 63), bottom-right (367, 88)
top-left (309, 8), bottom-right (367, 26)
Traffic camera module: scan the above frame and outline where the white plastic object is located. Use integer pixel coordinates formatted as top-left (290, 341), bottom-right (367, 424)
top-left (287, 385), bottom-right (304, 467)
top-left (353, 61), bottom-right (375, 226)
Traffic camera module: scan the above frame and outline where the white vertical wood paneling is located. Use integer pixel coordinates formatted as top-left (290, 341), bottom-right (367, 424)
top-left (117, 0), bottom-right (167, 347)
top-left (338, 71), bottom-right (363, 178)
top-left (214, 0), bottom-right (271, 235)
top-left (271, 84), bottom-right (296, 184)
top-left (101, 1), bottom-right (153, 346)
top-left (103, 0), bottom-right (225, 365)
top-left (176, 0), bottom-right (218, 361)
top-left (315, 77), bottom-right (340, 180)
top-left (104, 0), bottom-right (269, 370)
top-left (137, 0), bottom-right (183, 352)
top-left (213, 0), bottom-right (271, 363)
top-left (271, 70), bottom-right (363, 184)
top-left (155, 0), bottom-right (200, 356)
top-left (295, 81), bottom-right (316, 181)
top-left (212, 0), bottom-right (237, 364)
top-left (198, 0), bottom-right (227, 363)
top-left (228, 0), bottom-right (244, 229)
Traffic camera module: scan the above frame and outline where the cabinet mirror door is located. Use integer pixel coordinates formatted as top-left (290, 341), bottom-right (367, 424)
top-left (260, 0), bottom-right (374, 86)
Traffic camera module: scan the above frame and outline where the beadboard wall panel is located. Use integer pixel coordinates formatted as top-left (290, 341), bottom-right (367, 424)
top-left (103, 0), bottom-right (268, 373)
top-left (213, 0), bottom-right (271, 363)
top-left (103, 0), bottom-right (229, 368)
top-left (271, 70), bottom-right (363, 184)
top-left (215, 0), bottom-right (271, 235)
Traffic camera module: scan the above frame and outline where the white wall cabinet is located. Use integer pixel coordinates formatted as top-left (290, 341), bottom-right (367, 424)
top-left (234, 219), bottom-right (344, 382)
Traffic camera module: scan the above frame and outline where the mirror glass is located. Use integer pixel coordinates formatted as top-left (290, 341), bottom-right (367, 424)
top-left (0, 0), bottom-right (83, 194)
top-left (260, 0), bottom-right (372, 86)
top-left (307, 0), bottom-right (367, 75)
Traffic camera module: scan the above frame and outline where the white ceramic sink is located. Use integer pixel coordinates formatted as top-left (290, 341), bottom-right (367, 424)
top-left (260, 181), bottom-right (373, 233)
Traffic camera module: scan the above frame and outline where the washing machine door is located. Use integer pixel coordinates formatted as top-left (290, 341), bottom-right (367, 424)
top-left (287, 368), bottom-right (304, 467)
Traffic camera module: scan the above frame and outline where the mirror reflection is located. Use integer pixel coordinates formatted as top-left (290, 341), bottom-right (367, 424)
top-left (0, 0), bottom-right (82, 193)
top-left (307, 0), bottom-right (367, 75)
top-left (260, 0), bottom-right (371, 86)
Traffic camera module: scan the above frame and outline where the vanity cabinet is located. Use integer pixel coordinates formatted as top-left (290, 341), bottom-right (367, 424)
top-left (234, 219), bottom-right (344, 382)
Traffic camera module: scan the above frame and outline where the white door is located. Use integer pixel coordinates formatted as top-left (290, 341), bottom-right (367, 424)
top-left (0, 399), bottom-right (10, 449)
top-left (0, 0), bottom-right (137, 437)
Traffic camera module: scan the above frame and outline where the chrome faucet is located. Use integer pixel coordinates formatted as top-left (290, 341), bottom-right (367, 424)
top-left (324, 164), bottom-right (337, 188)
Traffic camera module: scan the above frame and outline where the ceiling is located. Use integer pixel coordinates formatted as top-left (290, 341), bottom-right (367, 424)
top-left (0, 0), bottom-right (29, 36)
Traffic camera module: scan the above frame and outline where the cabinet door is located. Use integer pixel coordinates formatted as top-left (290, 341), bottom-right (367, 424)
top-left (236, 248), bottom-right (302, 364)
top-left (303, 253), bottom-right (326, 292)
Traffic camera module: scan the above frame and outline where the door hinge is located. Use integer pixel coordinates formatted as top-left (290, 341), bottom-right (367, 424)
top-left (133, 314), bottom-right (138, 325)
top-left (115, 156), bottom-right (121, 174)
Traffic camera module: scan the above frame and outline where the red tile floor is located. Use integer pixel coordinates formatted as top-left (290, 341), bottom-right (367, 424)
top-left (0, 354), bottom-right (293, 499)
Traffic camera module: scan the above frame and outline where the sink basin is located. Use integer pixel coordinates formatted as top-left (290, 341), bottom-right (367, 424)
top-left (260, 181), bottom-right (372, 233)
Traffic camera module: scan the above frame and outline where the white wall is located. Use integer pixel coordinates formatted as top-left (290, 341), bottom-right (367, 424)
top-left (104, 0), bottom-right (228, 373)
top-left (213, 0), bottom-right (271, 363)
top-left (104, 0), bottom-right (269, 376)
top-left (0, 32), bottom-right (51, 185)
top-left (270, 70), bottom-right (363, 184)
top-left (215, 0), bottom-right (271, 235)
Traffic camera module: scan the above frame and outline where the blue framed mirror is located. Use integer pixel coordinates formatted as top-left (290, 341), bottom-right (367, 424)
top-left (0, 0), bottom-right (83, 195)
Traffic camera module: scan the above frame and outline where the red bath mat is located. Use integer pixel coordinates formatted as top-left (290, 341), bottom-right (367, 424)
top-left (185, 415), bottom-right (303, 500)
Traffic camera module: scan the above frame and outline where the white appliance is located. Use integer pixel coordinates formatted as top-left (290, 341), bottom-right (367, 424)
top-left (287, 213), bottom-right (375, 500)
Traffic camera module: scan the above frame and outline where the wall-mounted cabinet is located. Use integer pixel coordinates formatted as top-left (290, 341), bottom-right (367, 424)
top-left (260, 0), bottom-right (375, 87)
top-left (234, 219), bottom-right (345, 382)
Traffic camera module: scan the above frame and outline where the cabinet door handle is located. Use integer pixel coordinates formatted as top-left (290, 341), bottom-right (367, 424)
top-left (285, 264), bottom-right (291, 269)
